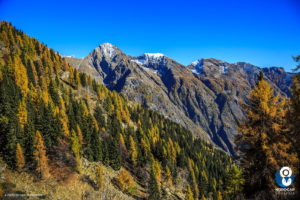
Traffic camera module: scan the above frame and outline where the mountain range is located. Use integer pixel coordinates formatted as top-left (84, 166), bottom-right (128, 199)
top-left (65, 43), bottom-right (294, 154)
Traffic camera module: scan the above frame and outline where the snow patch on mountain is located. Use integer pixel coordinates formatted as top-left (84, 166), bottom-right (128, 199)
top-left (96, 43), bottom-right (117, 59)
top-left (191, 59), bottom-right (204, 74)
top-left (144, 53), bottom-right (164, 60)
top-left (59, 54), bottom-right (76, 58)
top-left (220, 63), bottom-right (228, 74)
top-left (132, 59), bottom-right (144, 65)
top-left (191, 59), bottom-right (202, 67)
top-left (132, 53), bottom-right (165, 65)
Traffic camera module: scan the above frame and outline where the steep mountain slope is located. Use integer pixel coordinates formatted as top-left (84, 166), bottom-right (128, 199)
top-left (66, 44), bottom-right (210, 142)
top-left (68, 44), bottom-right (294, 154)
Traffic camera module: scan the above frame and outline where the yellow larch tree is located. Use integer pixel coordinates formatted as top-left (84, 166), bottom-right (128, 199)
top-left (129, 136), bottom-right (138, 166)
top-left (168, 137), bottom-right (176, 164)
top-left (165, 165), bottom-right (172, 187)
top-left (40, 76), bottom-right (50, 105)
top-left (13, 57), bottom-right (29, 96)
top-left (140, 137), bottom-right (150, 159)
top-left (33, 130), bottom-right (50, 179)
top-left (81, 101), bottom-right (89, 121)
top-left (17, 99), bottom-right (27, 129)
top-left (96, 165), bottom-right (103, 191)
top-left (76, 124), bottom-right (84, 146)
top-left (236, 72), bottom-right (298, 198)
top-left (59, 98), bottom-right (70, 137)
top-left (29, 83), bottom-right (39, 109)
top-left (68, 66), bottom-right (74, 85)
top-left (217, 191), bottom-right (222, 200)
top-left (16, 143), bottom-right (25, 171)
top-left (152, 159), bottom-right (161, 187)
top-left (74, 69), bottom-right (81, 88)
top-left (119, 133), bottom-right (128, 160)
top-left (0, 184), bottom-right (3, 199)
top-left (116, 171), bottom-right (133, 192)
top-left (185, 184), bottom-right (194, 200)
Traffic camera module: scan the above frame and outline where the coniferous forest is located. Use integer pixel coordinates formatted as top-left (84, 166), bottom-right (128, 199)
top-left (0, 21), bottom-right (299, 200)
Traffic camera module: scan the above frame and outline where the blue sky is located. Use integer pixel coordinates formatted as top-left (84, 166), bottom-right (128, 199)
top-left (0, 0), bottom-right (299, 71)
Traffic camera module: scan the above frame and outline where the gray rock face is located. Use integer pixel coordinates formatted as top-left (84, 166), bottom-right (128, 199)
top-left (66, 44), bottom-right (294, 155)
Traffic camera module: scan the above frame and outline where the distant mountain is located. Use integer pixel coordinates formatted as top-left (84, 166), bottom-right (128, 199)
top-left (65, 43), bottom-right (294, 154)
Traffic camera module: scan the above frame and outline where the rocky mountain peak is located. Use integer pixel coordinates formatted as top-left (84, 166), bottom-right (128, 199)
top-left (236, 62), bottom-right (259, 73)
top-left (189, 58), bottom-right (229, 75)
top-left (94, 43), bottom-right (119, 60)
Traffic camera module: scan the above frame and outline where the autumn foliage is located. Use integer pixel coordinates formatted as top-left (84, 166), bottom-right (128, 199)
top-left (33, 130), bottom-right (50, 179)
top-left (96, 165), bottom-right (103, 191)
top-left (185, 184), bottom-right (194, 200)
top-left (236, 73), bottom-right (298, 198)
top-left (16, 143), bottom-right (25, 171)
top-left (115, 171), bottom-right (135, 194)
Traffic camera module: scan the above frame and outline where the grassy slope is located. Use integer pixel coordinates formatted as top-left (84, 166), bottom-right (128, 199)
top-left (0, 157), bottom-right (142, 200)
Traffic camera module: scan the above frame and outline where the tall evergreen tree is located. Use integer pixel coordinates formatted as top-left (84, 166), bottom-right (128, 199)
top-left (70, 129), bottom-right (82, 173)
top-left (95, 130), bottom-right (103, 161)
top-left (23, 117), bottom-right (35, 165)
top-left (36, 101), bottom-right (59, 149)
top-left (149, 168), bottom-right (160, 200)
top-left (49, 78), bottom-right (60, 106)
top-left (236, 73), bottom-right (297, 199)
top-left (25, 59), bottom-right (36, 86)
top-left (109, 138), bottom-right (121, 170)
top-left (3, 115), bottom-right (20, 167)
top-left (223, 165), bottom-right (244, 199)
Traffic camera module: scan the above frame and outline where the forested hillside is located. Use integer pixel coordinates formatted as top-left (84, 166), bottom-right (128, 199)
top-left (0, 21), bottom-right (243, 199)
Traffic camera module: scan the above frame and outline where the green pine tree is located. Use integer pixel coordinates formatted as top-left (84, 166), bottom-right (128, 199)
top-left (149, 169), bottom-right (160, 200)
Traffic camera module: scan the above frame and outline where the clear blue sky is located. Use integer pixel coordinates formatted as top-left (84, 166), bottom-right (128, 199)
top-left (0, 0), bottom-right (299, 71)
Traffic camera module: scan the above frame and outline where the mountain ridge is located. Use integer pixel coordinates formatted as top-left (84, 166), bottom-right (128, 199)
top-left (65, 43), bottom-right (294, 154)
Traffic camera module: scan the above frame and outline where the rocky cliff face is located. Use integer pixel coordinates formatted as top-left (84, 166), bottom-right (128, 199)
top-left (65, 43), bottom-right (294, 155)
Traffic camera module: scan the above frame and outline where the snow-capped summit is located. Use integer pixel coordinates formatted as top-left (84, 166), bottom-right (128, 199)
top-left (132, 53), bottom-right (165, 65)
top-left (144, 53), bottom-right (164, 59)
top-left (190, 59), bottom-right (204, 74)
top-left (191, 59), bottom-right (203, 67)
top-left (96, 43), bottom-right (117, 59)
